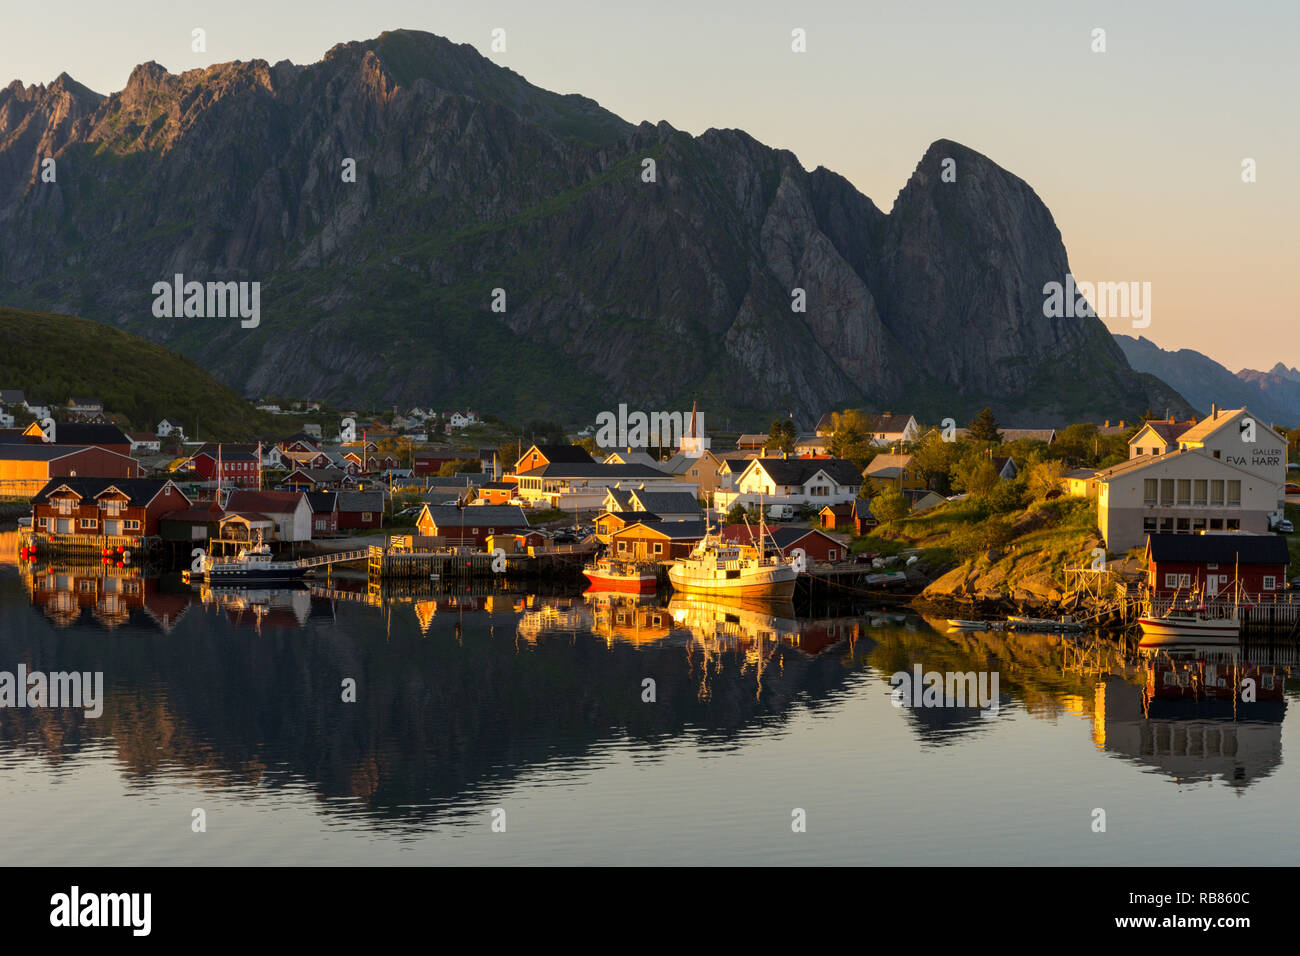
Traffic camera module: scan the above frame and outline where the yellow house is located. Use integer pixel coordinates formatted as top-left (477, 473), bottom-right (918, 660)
top-left (661, 448), bottom-right (724, 498)
top-left (862, 453), bottom-right (926, 493)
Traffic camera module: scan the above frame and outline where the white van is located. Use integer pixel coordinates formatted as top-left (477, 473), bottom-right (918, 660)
top-left (767, 504), bottom-right (795, 521)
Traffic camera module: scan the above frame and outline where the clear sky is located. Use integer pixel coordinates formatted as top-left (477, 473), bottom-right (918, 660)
top-left (4, 0), bottom-right (1296, 372)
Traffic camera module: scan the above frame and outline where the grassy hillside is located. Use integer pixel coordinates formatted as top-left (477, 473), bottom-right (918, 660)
top-left (860, 495), bottom-right (1106, 605)
top-left (0, 307), bottom-right (310, 440)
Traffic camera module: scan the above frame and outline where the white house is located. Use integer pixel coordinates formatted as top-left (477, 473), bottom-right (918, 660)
top-left (157, 418), bottom-right (186, 440)
top-left (713, 458), bottom-right (862, 512)
top-left (447, 410), bottom-right (480, 430)
top-left (221, 490), bottom-right (314, 542)
top-left (0, 409), bottom-right (12, 428)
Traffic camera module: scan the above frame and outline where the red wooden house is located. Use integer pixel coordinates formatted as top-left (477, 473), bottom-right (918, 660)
top-left (336, 491), bottom-right (384, 531)
top-left (307, 492), bottom-right (338, 537)
top-left (186, 444), bottom-right (261, 488)
top-left (721, 525), bottom-right (848, 563)
top-left (415, 504), bottom-right (529, 547)
top-left (32, 477), bottom-right (191, 542)
top-left (1145, 533), bottom-right (1290, 600)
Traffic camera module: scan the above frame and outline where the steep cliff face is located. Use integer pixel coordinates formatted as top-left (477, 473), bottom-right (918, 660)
top-left (0, 29), bottom-right (1188, 426)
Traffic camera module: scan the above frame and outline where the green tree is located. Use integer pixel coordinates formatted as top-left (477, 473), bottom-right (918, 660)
top-left (911, 431), bottom-right (963, 494)
top-left (826, 409), bottom-right (871, 458)
top-left (725, 502), bottom-right (747, 524)
top-left (438, 457), bottom-right (479, 477)
top-left (871, 488), bottom-right (910, 523)
top-left (1027, 459), bottom-right (1066, 500)
top-left (765, 419), bottom-right (797, 454)
top-left (953, 454), bottom-right (1000, 498)
top-left (967, 407), bottom-right (1002, 443)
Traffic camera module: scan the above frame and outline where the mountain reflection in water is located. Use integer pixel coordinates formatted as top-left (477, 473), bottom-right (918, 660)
top-left (1, 532), bottom-right (1298, 864)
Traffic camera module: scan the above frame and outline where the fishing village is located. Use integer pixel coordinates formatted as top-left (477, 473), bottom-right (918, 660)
top-left (3, 392), bottom-right (1298, 657)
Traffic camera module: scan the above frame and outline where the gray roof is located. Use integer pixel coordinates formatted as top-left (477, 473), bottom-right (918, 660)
top-left (0, 389), bottom-right (25, 404)
top-left (306, 491), bottom-right (337, 513)
top-left (419, 504), bottom-right (529, 528)
top-left (605, 488), bottom-right (634, 510)
top-left (746, 458), bottom-right (862, 486)
top-left (337, 491), bottom-right (384, 512)
top-left (631, 489), bottom-right (702, 514)
top-left (1146, 533), bottom-right (1289, 566)
top-left (34, 476), bottom-right (182, 504)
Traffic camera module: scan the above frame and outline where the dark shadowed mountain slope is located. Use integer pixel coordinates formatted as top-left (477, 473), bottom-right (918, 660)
top-left (0, 29), bottom-right (1190, 427)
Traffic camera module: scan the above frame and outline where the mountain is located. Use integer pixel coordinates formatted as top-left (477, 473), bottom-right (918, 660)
top-left (1115, 335), bottom-right (1300, 428)
top-left (0, 306), bottom-right (300, 439)
top-left (0, 29), bottom-right (1191, 427)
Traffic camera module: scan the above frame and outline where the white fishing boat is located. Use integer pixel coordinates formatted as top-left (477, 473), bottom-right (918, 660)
top-left (1139, 558), bottom-right (1247, 646)
top-left (668, 532), bottom-right (798, 598)
top-left (668, 503), bottom-right (799, 599)
top-left (1138, 607), bottom-right (1241, 645)
top-left (194, 531), bottom-right (306, 585)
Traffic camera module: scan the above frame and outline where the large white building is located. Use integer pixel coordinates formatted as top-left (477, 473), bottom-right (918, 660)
top-left (1094, 406), bottom-right (1288, 551)
top-left (514, 462), bottom-right (685, 511)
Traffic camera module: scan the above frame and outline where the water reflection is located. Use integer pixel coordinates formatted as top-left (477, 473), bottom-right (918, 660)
top-left (0, 531), bottom-right (1297, 838)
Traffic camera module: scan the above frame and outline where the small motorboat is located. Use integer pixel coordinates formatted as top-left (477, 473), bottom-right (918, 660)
top-left (947, 619), bottom-right (1003, 631)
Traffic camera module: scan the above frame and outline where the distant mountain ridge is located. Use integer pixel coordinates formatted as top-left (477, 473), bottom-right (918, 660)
top-left (1115, 334), bottom-right (1300, 428)
top-left (0, 28), bottom-right (1191, 427)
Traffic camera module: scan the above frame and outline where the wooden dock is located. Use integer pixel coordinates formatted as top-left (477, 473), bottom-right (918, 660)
top-left (366, 545), bottom-right (587, 581)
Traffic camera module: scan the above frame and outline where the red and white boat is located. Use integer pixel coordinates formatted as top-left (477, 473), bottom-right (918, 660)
top-left (1138, 607), bottom-right (1242, 645)
top-left (582, 558), bottom-right (658, 594)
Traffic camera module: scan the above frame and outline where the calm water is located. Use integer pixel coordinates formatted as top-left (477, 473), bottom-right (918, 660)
top-left (2, 530), bottom-right (1298, 866)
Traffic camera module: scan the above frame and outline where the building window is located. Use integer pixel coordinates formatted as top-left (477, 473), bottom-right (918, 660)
top-left (124, 520), bottom-right (140, 530)
top-left (617, 541), bottom-right (626, 552)
top-left (1176, 518), bottom-right (1190, 531)
top-left (1193, 480), bottom-right (1207, 506)
top-left (1164, 573), bottom-right (1180, 588)
top-left (1176, 479), bottom-right (1191, 505)
top-left (362, 512), bottom-right (373, 521)
top-left (1143, 479), bottom-right (1157, 505)
top-left (1226, 519), bottom-right (1240, 530)
top-left (653, 543), bottom-right (663, 555)
top-left (1136, 447), bottom-right (1145, 456)
top-left (1159, 517), bottom-right (1174, 532)
top-left (1210, 518), bottom-right (1224, 530)
top-left (1159, 479), bottom-right (1174, 506)
top-left (1192, 518), bottom-right (1206, 531)
top-left (1210, 480), bottom-right (1224, 506)
top-left (1226, 480), bottom-right (1241, 506)
top-left (1263, 576), bottom-right (1276, 591)
top-left (1143, 517), bottom-right (1157, 532)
